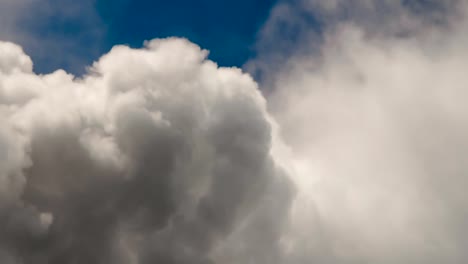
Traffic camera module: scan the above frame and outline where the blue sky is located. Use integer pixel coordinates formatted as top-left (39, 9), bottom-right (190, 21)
top-left (2, 0), bottom-right (278, 75)
top-left (0, 0), bottom-right (448, 76)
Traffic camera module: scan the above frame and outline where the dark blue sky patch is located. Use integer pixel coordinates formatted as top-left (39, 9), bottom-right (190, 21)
top-left (96, 0), bottom-right (278, 69)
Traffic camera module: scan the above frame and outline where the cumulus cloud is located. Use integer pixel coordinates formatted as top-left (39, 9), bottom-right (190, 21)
top-left (249, 0), bottom-right (468, 263)
top-left (3, 1), bottom-right (468, 263)
top-left (0, 38), bottom-right (293, 263)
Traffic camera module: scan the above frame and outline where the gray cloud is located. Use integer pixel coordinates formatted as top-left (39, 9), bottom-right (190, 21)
top-left (0, 38), bottom-right (293, 263)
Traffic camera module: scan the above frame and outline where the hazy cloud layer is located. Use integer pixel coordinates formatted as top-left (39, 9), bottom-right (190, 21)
top-left (0, 38), bottom-right (293, 263)
top-left (0, 0), bottom-right (104, 74)
top-left (252, 0), bottom-right (468, 263)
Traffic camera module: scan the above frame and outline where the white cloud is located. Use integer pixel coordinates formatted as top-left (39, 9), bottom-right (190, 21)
top-left (2, 1), bottom-right (468, 263)
top-left (252, 0), bottom-right (468, 263)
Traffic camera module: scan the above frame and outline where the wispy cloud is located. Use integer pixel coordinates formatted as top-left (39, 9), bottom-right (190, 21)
top-left (250, 0), bottom-right (468, 263)
top-left (0, 0), bottom-right (105, 75)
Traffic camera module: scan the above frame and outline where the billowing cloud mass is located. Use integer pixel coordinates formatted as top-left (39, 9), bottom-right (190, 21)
top-left (0, 38), bottom-right (293, 263)
top-left (2, 0), bottom-right (468, 263)
top-left (250, 0), bottom-right (468, 263)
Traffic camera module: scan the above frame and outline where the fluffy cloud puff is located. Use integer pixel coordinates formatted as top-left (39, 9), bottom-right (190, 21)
top-left (0, 38), bottom-right (293, 264)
